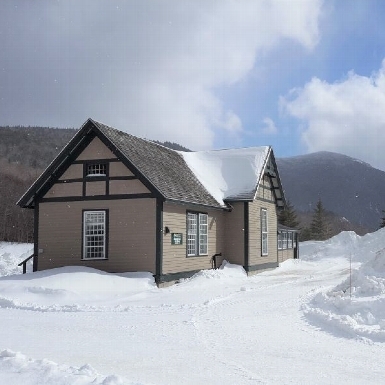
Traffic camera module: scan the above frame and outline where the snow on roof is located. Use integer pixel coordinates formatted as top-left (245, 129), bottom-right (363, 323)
top-left (181, 146), bottom-right (270, 206)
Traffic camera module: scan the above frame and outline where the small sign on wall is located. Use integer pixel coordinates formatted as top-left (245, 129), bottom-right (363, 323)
top-left (171, 233), bottom-right (183, 245)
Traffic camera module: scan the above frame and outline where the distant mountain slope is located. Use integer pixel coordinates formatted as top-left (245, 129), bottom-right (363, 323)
top-left (1, 125), bottom-right (384, 239)
top-left (0, 126), bottom-right (76, 169)
top-left (277, 151), bottom-right (385, 231)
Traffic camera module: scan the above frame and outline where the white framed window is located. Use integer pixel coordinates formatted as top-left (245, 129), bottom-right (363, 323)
top-left (187, 212), bottom-right (208, 256)
top-left (261, 208), bottom-right (268, 256)
top-left (288, 232), bottom-right (293, 249)
top-left (283, 232), bottom-right (288, 249)
top-left (199, 213), bottom-right (208, 255)
top-left (86, 163), bottom-right (107, 177)
top-left (278, 232), bottom-right (283, 250)
top-left (83, 210), bottom-right (107, 259)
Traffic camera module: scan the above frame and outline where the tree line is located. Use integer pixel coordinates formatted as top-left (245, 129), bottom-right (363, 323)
top-left (280, 198), bottom-right (385, 241)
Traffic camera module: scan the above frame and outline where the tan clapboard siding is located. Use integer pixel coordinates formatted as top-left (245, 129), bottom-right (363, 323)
top-left (109, 162), bottom-right (134, 177)
top-left (249, 198), bottom-right (278, 267)
top-left (86, 181), bottom-right (106, 196)
top-left (76, 137), bottom-right (116, 161)
top-left (45, 182), bottom-right (83, 198)
top-left (59, 164), bottom-right (83, 180)
top-left (278, 248), bottom-right (295, 263)
top-left (162, 203), bottom-right (225, 274)
top-left (38, 199), bottom-right (156, 273)
top-left (224, 202), bottom-right (245, 266)
top-left (109, 179), bottom-right (150, 195)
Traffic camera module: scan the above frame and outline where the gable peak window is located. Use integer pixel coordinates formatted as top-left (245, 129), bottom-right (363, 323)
top-left (86, 163), bottom-right (107, 177)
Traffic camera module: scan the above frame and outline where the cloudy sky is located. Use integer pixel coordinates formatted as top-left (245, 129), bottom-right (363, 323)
top-left (1, 1), bottom-right (385, 170)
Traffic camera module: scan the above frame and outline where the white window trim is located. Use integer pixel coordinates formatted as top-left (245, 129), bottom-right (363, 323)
top-left (83, 210), bottom-right (107, 260)
top-left (278, 232), bottom-right (283, 250)
top-left (261, 208), bottom-right (268, 256)
top-left (283, 232), bottom-right (288, 250)
top-left (86, 163), bottom-right (107, 177)
top-left (288, 232), bottom-right (293, 249)
top-left (187, 212), bottom-right (208, 257)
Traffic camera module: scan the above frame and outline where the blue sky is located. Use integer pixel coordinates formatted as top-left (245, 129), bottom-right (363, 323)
top-left (1, 1), bottom-right (385, 170)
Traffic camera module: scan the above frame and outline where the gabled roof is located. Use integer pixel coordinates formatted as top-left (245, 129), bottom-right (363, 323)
top-left (17, 118), bottom-right (286, 210)
top-left (182, 146), bottom-right (285, 208)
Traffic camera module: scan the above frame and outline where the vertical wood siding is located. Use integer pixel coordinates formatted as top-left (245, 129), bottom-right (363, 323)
top-left (59, 164), bottom-right (83, 180)
top-left (38, 199), bottom-right (156, 273)
top-left (224, 202), bottom-right (245, 266)
top-left (86, 181), bottom-right (107, 196)
top-left (109, 180), bottom-right (150, 195)
top-left (76, 137), bottom-right (116, 160)
top-left (162, 203), bottom-right (225, 274)
top-left (45, 182), bottom-right (83, 198)
top-left (109, 162), bottom-right (134, 177)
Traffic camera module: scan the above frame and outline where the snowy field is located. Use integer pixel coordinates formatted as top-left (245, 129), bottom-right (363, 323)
top-left (1, 230), bottom-right (385, 384)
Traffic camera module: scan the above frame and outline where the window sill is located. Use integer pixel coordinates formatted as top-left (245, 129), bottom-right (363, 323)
top-left (186, 254), bottom-right (208, 258)
top-left (81, 258), bottom-right (108, 261)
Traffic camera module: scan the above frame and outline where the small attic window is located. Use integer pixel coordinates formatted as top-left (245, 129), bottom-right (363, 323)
top-left (86, 163), bottom-right (107, 177)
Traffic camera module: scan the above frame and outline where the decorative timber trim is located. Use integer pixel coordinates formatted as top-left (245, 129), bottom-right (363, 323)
top-left (40, 193), bottom-right (155, 203)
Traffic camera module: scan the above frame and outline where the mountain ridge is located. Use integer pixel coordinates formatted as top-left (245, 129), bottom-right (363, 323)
top-left (277, 151), bottom-right (384, 231)
top-left (0, 126), bottom-right (383, 240)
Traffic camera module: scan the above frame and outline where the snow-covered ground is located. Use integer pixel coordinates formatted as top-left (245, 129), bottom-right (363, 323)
top-left (1, 230), bottom-right (385, 384)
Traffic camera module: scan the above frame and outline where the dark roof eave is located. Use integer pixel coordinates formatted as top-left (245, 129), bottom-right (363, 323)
top-left (224, 198), bottom-right (254, 203)
top-left (165, 198), bottom-right (231, 211)
top-left (278, 224), bottom-right (300, 232)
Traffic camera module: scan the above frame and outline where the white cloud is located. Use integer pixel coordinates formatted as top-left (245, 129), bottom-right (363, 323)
top-left (0, 0), bottom-right (323, 149)
top-left (282, 59), bottom-right (385, 170)
top-left (261, 117), bottom-right (278, 135)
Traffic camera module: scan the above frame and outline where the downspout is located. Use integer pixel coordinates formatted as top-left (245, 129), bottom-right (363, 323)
top-left (244, 202), bottom-right (249, 273)
top-left (33, 200), bottom-right (39, 272)
top-left (155, 198), bottom-right (163, 285)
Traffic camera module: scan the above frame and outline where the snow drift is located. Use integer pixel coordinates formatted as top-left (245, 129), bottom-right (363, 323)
top-left (302, 228), bottom-right (385, 342)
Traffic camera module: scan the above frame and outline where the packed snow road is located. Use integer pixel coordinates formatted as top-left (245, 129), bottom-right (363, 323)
top-left (0, 231), bottom-right (385, 384)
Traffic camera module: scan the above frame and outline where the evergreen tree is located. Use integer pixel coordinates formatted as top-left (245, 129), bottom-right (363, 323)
top-left (300, 227), bottom-right (312, 242)
top-left (278, 200), bottom-right (300, 228)
top-left (310, 199), bottom-right (329, 241)
top-left (380, 210), bottom-right (385, 229)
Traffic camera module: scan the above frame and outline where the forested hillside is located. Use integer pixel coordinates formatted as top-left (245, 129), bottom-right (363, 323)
top-left (0, 126), bottom-right (380, 242)
top-left (0, 126), bottom-right (189, 242)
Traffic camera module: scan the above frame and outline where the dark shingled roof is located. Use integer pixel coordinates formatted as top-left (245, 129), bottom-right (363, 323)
top-left (92, 120), bottom-right (224, 208)
top-left (17, 118), bottom-right (225, 209)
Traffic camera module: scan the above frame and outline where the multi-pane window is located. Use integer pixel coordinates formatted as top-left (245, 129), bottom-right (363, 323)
top-left (86, 163), bottom-right (107, 176)
top-left (283, 232), bottom-right (288, 249)
top-left (261, 208), bottom-right (268, 256)
top-left (288, 232), bottom-right (293, 248)
top-left (278, 233), bottom-right (283, 250)
top-left (278, 231), bottom-right (295, 250)
top-left (187, 212), bottom-right (208, 256)
top-left (83, 211), bottom-right (107, 259)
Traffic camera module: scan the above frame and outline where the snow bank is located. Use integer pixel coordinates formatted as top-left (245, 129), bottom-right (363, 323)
top-left (300, 228), bottom-right (385, 263)
top-left (182, 260), bottom-right (246, 283)
top-left (0, 266), bottom-right (156, 312)
top-left (302, 229), bottom-right (385, 342)
top-left (0, 242), bottom-right (33, 277)
top-left (0, 349), bottom-right (138, 385)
